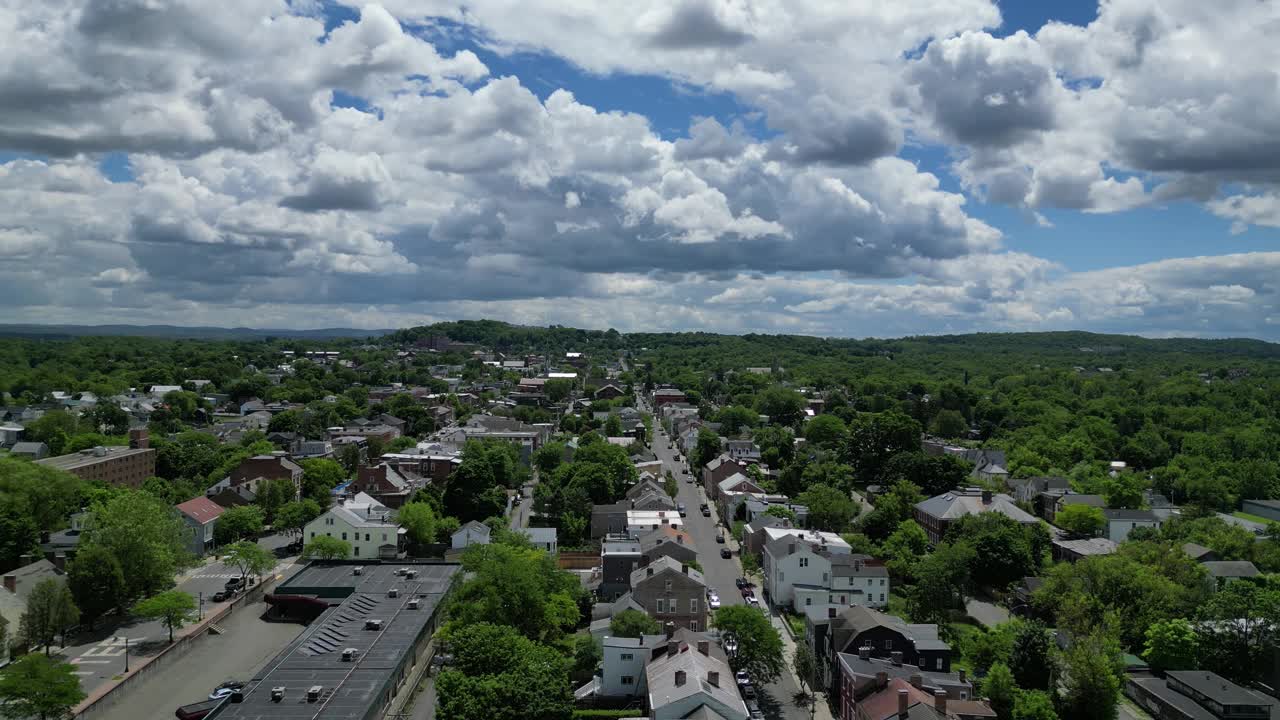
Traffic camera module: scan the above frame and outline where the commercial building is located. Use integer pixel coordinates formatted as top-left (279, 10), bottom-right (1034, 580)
top-left (209, 561), bottom-right (460, 720)
top-left (36, 434), bottom-right (155, 488)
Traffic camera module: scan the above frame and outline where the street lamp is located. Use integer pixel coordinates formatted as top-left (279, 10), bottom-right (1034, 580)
top-left (199, 591), bottom-right (205, 620)
top-left (115, 636), bottom-right (130, 673)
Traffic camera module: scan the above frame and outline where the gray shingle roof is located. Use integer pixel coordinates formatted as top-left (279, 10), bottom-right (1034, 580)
top-left (1201, 560), bottom-right (1260, 578)
top-left (914, 488), bottom-right (1037, 524)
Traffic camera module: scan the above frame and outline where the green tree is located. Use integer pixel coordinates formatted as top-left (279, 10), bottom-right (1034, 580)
top-left (1103, 473), bottom-right (1145, 509)
top-left (843, 412), bottom-right (922, 484)
top-left (1055, 504), bottom-right (1106, 537)
top-left (694, 428), bottom-right (723, 470)
top-left (448, 543), bottom-right (582, 643)
top-left (274, 499), bottom-right (321, 536)
top-left (573, 634), bottom-right (602, 675)
top-left (803, 414), bottom-right (847, 447)
top-left (796, 484), bottom-right (857, 532)
top-left (397, 502), bottom-right (440, 546)
top-left (533, 442), bottom-right (566, 475)
top-left (603, 413), bottom-right (623, 437)
top-left (134, 590), bottom-right (198, 643)
top-left (267, 409), bottom-right (303, 433)
top-left (254, 478), bottom-right (297, 524)
top-left (214, 505), bottom-right (265, 545)
top-left (0, 506), bottom-right (40, 574)
top-left (908, 542), bottom-right (975, 625)
top-left (1010, 620), bottom-right (1054, 690)
top-left (764, 505), bottom-right (797, 522)
top-left (222, 540), bottom-right (275, 581)
top-left (65, 545), bottom-right (125, 630)
top-left (544, 379), bottom-right (574, 403)
top-left (1056, 630), bottom-right (1124, 720)
top-left (881, 520), bottom-right (929, 582)
top-left (1143, 618), bottom-right (1198, 673)
top-left (300, 458), bottom-right (347, 501)
top-left (1012, 690), bottom-right (1058, 720)
top-left (303, 535), bottom-right (351, 560)
top-left (857, 479), bottom-right (923, 541)
top-left (793, 643), bottom-right (822, 720)
top-left (436, 622), bottom-right (572, 720)
top-left (882, 452), bottom-right (971, 497)
top-left (83, 403), bottom-right (130, 435)
top-left (19, 579), bottom-right (80, 655)
top-left (609, 609), bottom-right (661, 638)
top-left (0, 653), bottom-right (87, 720)
top-left (983, 662), bottom-right (1017, 720)
top-left (0, 458), bottom-right (85, 537)
top-left (930, 409), bottom-right (969, 439)
top-left (1196, 580), bottom-right (1280, 683)
top-left (21, 411), bottom-right (82, 455)
top-left (713, 606), bottom-right (785, 684)
top-left (82, 489), bottom-right (193, 600)
top-left (717, 405), bottom-right (759, 435)
top-left (949, 513), bottom-right (1046, 590)
top-left (756, 387), bottom-right (806, 427)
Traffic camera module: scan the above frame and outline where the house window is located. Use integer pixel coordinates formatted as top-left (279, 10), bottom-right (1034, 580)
top-left (621, 653), bottom-right (633, 661)
top-left (880, 579), bottom-right (886, 586)
top-left (354, 546), bottom-right (360, 556)
top-left (691, 599), bottom-right (698, 613)
top-left (822, 572), bottom-right (828, 583)
top-left (779, 572), bottom-right (785, 582)
top-left (936, 657), bottom-right (943, 670)
top-left (383, 533), bottom-right (388, 542)
top-left (805, 597), bottom-right (812, 606)
top-left (342, 532), bottom-right (347, 540)
top-left (365, 533), bottom-right (370, 541)
top-left (656, 599), bottom-right (665, 613)
top-left (666, 580), bottom-right (672, 590)
top-left (310, 531), bottom-right (315, 538)
top-left (879, 594), bottom-right (885, 603)
top-left (799, 557), bottom-right (809, 568)
top-left (621, 676), bottom-right (635, 686)
top-left (690, 621), bottom-right (699, 632)
top-left (885, 640), bottom-right (893, 650)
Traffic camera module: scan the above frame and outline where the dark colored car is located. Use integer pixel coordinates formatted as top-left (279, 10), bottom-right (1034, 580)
top-left (735, 577), bottom-right (748, 589)
top-left (720, 547), bottom-right (732, 559)
top-left (212, 590), bottom-right (227, 602)
top-left (224, 576), bottom-right (246, 593)
top-left (715, 533), bottom-right (725, 544)
top-left (701, 507), bottom-right (712, 517)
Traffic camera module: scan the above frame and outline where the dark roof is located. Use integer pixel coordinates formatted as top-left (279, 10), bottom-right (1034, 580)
top-left (210, 562), bottom-right (460, 720)
top-left (1103, 508), bottom-right (1161, 522)
top-left (1181, 542), bottom-right (1215, 560)
top-left (1165, 670), bottom-right (1276, 707)
top-left (1200, 561), bottom-right (1260, 578)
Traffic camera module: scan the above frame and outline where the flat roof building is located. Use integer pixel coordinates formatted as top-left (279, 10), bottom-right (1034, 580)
top-left (36, 445), bottom-right (155, 488)
top-left (209, 561), bottom-right (460, 720)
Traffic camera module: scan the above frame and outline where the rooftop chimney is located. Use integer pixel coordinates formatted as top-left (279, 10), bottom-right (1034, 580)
top-left (666, 621), bottom-right (676, 638)
top-left (697, 640), bottom-right (710, 656)
top-left (2, 575), bottom-right (14, 593)
top-left (981, 490), bottom-right (993, 504)
top-left (934, 689), bottom-right (948, 715)
top-left (707, 671), bottom-right (719, 688)
top-left (668, 640), bottom-right (679, 657)
top-left (958, 669), bottom-right (967, 684)
top-left (898, 688), bottom-right (909, 718)
top-left (647, 567), bottom-right (655, 577)
top-left (858, 645), bottom-right (870, 659)
top-left (891, 651), bottom-right (903, 666)
top-left (128, 428), bottom-right (149, 449)
top-left (910, 674), bottom-right (923, 689)
top-left (875, 671), bottom-right (888, 689)
top-left (682, 563), bottom-right (689, 574)
top-left (675, 670), bottom-right (687, 687)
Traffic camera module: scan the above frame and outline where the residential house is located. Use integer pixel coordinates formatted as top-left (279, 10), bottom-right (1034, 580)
top-left (595, 383), bottom-right (625, 400)
top-left (1050, 493), bottom-right (1107, 520)
top-left (592, 501), bottom-right (632, 539)
top-left (520, 527), bottom-right (558, 554)
top-left (837, 648), bottom-right (986, 720)
top-left (1239, 499), bottom-right (1280, 523)
top-left (743, 498), bottom-right (810, 526)
top-left (600, 537), bottom-right (642, 600)
top-left (726, 440), bottom-right (762, 464)
top-left (813, 606), bottom-right (952, 677)
top-left (350, 463), bottom-right (415, 508)
top-left (1004, 475), bottom-right (1068, 506)
top-left (451, 520), bottom-right (491, 550)
top-left (304, 492), bottom-right (401, 560)
top-left (632, 489), bottom-right (678, 513)
top-left (9, 441), bottom-right (49, 459)
top-left (702, 454), bottom-right (744, 497)
top-left (646, 633), bottom-right (748, 720)
top-left (627, 477), bottom-right (672, 504)
top-left (1126, 670), bottom-right (1277, 720)
top-left (716, 472), bottom-right (766, 518)
top-left (1201, 561), bottom-right (1260, 590)
top-left (1103, 508), bottom-right (1161, 542)
top-left (764, 537), bottom-right (890, 612)
top-left (1182, 543), bottom-right (1218, 563)
top-left (591, 632), bottom-right (667, 698)
top-left (759, 527), bottom-right (852, 558)
top-left (266, 431), bottom-right (302, 454)
top-left (240, 399), bottom-right (266, 415)
top-left (1051, 536), bottom-right (1117, 563)
top-left (208, 453), bottom-right (303, 503)
top-left (295, 439), bottom-right (334, 459)
top-left (742, 515), bottom-right (794, 556)
top-left (176, 496), bottom-right (225, 557)
top-left (626, 510), bottom-right (685, 538)
top-left (639, 527), bottom-right (698, 567)
top-left (631, 556), bottom-right (709, 632)
top-left (1, 559), bottom-right (66, 647)
top-left (0, 423), bottom-right (23, 449)
top-left (913, 488), bottom-right (1039, 544)
top-left (652, 388), bottom-right (687, 408)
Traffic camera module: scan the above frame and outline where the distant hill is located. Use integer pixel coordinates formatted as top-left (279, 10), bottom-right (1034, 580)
top-left (0, 324), bottom-right (393, 340)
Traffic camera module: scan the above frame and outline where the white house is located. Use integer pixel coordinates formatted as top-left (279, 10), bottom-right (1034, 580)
top-left (626, 510), bottom-right (684, 538)
top-left (762, 536), bottom-right (890, 612)
top-left (451, 520), bottom-right (492, 550)
top-left (646, 635), bottom-right (747, 720)
top-left (1103, 509), bottom-right (1162, 542)
top-left (304, 492), bottom-right (401, 560)
top-left (596, 633), bottom-right (667, 697)
top-left (760, 527), bottom-right (852, 554)
top-left (521, 527), bottom-right (558, 554)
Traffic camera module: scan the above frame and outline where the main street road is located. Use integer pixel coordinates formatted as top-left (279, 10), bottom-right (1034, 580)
top-left (646, 404), bottom-right (813, 720)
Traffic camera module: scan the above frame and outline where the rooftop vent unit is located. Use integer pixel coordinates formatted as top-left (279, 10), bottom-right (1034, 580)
top-left (388, 588), bottom-right (399, 598)
top-left (365, 619), bottom-right (384, 631)
top-left (405, 570), bottom-right (417, 579)
top-left (307, 686), bottom-right (322, 703)
top-left (353, 566), bottom-right (364, 575)
top-left (270, 687), bottom-right (286, 703)
top-left (407, 599), bottom-right (420, 610)
top-left (341, 648), bottom-right (358, 662)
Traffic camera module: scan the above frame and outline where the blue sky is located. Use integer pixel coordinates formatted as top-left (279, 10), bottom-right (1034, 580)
top-left (3, 0), bottom-right (1279, 338)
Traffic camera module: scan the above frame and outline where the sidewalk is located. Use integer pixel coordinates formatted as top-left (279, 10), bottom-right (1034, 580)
top-left (769, 607), bottom-right (834, 720)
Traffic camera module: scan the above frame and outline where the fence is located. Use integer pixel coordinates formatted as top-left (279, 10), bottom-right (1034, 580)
top-left (558, 551), bottom-right (599, 570)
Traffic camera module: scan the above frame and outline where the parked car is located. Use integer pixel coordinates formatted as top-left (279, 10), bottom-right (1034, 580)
top-left (708, 592), bottom-right (721, 610)
top-left (741, 587), bottom-right (755, 599)
top-left (720, 547), bottom-right (732, 559)
top-left (211, 590), bottom-right (228, 602)
top-left (224, 576), bottom-right (246, 594)
top-left (746, 595), bottom-right (760, 607)
top-left (715, 533), bottom-right (725, 544)
top-left (735, 577), bottom-right (749, 590)
top-left (746, 699), bottom-right (765, 720)
top-left (209, 681), bottom-right (246, 701)
top-left (702, 506), bottom-right (712, 517)
top-left (677, 503), bottom-right (687, 517)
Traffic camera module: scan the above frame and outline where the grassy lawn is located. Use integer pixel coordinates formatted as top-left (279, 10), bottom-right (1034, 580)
top-left (887, 592), bottom-right (912, 622)
top-left (1233, 510), bottom-right (1274, 525)
top-left (784, 612), bottom-right (806, 638)
top-left (946, 620), bottom-right (985, 674)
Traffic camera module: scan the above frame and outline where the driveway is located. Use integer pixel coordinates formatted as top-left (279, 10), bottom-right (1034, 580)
top-left (965, 598), bottom-right (1009, 629)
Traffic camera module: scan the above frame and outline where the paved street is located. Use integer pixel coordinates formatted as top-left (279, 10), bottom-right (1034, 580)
top-left (965, 597), bottom-right (1010, 629)
top-left (648, 413), bottom-right (816, 720)
top-left (55, 533), bottom-right (298, 696)
top-left (90, 600), bottom-right (305, 720)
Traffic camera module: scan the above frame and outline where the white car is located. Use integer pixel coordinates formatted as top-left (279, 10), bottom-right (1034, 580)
top-left (707, 592), bottom-right (721, 610)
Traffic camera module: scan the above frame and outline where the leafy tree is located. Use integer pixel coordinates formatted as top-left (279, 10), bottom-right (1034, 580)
top-left (717, 405), bottom-right (759, 435)
top-left (796, 484), bottom-right (857, 532)
top-left (215, 505), bottom-right (265, 545)
top-left (1012, 690), bottom-right (1059, 720)
top-left (881, 520), bottom-right (929, 582)
top-left (447, 543), bottom-right (582, 643)
top-left (609, 609), bottom-right (660, 638)
top-left (793, 643), bottom-right (823, 720)
top-left (1055, 504), bottom-right (1106, 537)
top-left (603, 413), bottom-right (623, 437)
top-left (134, 590), bottom-right (198, 643)
top-left (713, 606), bottom-right (785, 684)
top-left (436, 622), bottom-right (573, 720)
top-left (694, 428), bottom-right (723, 470)
top-left (82, 489), bottom-right (193, 600)
top-left (544, 379), bottom-right (574, 403)
top-left (21, 411), bottom-right (82, 455)
top-left (803, 414), bottom-right (847, 447)
top-left (883, 452), bottom-right (971, 497)
top-left (275, 499), bottom-right (321, 536)
top-left (0, 653), bottom-right (86, 720)
top-left (753, 425), bottom-right (795, 468)
top-left (949, 513), bottom-right (1046, 589)
top-left (397, 502), bottom-right (440, 546)
top-left (1010, 620), bottom-right (1055, 690)
top-left (1103, 473), bottom-right (1145, 509)
top-left (764, 505), bottom-right (797, 522)
top-left (573, 634), bottom-right (602, 675)
top-left (756, 387), bottom-right (807, 427)
top-left (1143, 618), bottom-right (1198, 672)
top-left (533, 442), bottom-right (566, 475)
top-left (304, 535), bottom-right (351, 560)
top-left (83, 403), bottom-right (130, 435)
top-left (222, 540), bottom-right (275, 581)
top-left (1196, 580), bottom-right (1280, 684)
top-left (299, 458), bottom-right (347, 501)
top-left (0, 506), bottom-right (40, 574)
top-left (1056, 630), bottom-right (1124, 720)
top-left (267, 409), bottom-right (303, 433)
top-left (983, 662), bottom-right (1017, 720)
top-left (254, 478), bottom-right (297, 524)
top-left (0, 458), bottom-right (85, 537)
top-left (930, 409), bottom-right (969, 439)
top-left (843, 412), bottom-right (922, 484)
top-left (19, 579), bottom-right (80, 655)
top-left (908, 542), bottom-right (975, 625)
top-left (66, 544), bottom-right (125, 630)
top-left (858, 480), bottom-right (923, 541)
top-left (964, 623), bottom-right (1015, 676)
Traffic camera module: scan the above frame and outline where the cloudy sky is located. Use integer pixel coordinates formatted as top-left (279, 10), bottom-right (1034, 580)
top-left (4, 0), bottom-right (1280, 339)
